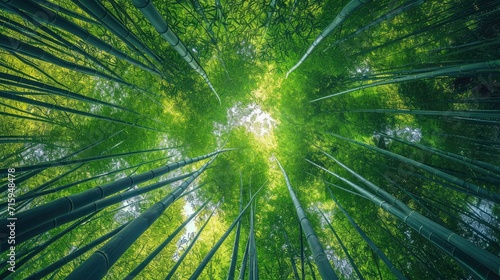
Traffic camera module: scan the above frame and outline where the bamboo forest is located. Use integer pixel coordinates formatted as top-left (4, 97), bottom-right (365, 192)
top-left (1, 0), bottom-right (500, 279)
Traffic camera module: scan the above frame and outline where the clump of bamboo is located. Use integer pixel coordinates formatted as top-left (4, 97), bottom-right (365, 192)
top-left (286, 0), bottom-right (372, 78)
top-left (274, 155), bottom-right (338, 280)
top-left (133, 0), bottom-right (221, 104)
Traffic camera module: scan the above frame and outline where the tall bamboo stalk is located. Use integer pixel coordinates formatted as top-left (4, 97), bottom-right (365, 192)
top-left (12, 172), bottom-right (195, 247)
top-left (274, 155), bottom-right (338, 280)
top-left (0, 34), bottom-right (130, 86)
top-left (25, 222), bottom-right (128, 280)
top-left (0, 91), bottom-right (164, 133)
top-left (311, 59), bottom-right (500, 102)
top-left (74, 0), bottom-right (162, 65)
top-left (238, 238), bottom-right (250, 280)
top-left (318, 208), bottom-right (365, 280)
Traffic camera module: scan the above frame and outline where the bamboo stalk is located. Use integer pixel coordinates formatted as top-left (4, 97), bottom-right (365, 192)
top-left (66, 154), bottom-right (219, 279)
top-left (132, 0), bottom-right (221, 104)
top-left (125, 200), bottom-right (209, 279)
top-left (287, 0), bottom-right (372, 77)
top-left (274, 155), bottom-right (338, 280)
top-left (188, 185), bottom-right (264, 280)
top-left (327, 132), bottom-right (500, 203)
top-left (165, 205), bottom-right (216, 279)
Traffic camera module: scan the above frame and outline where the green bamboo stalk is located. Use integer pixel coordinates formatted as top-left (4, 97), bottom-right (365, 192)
top-left (0, 144), bottom-right (35, 166)
top-left (327, 132), bottom-right (500, 203)
top-left (7, 49), bottom-right (69, 89)
top-left (249, 190), bottom-right (258, 280)
top-left (0, 91), bottom-right (163, 133)
top-left (3, 0), bottom-right (162, 76)
top-left (8, 128), bottom-right (124, 198)
top-left (0, 163), bottom-right (85, 209)
top-left (379, 219), bottom-right (445, 279)
top-left (286, 0), bottom-right (372, 77)
top-left (0, 146), bottom-right (174, 175)
top-left (13, 172), bottom-right (195, 247)
top-left (0, 14), bottom-right (63, 57)
top-left (305, 249), bottom-right (317, 280)
top-left (299, 223), bottom-right (305, 280)
top-left (416, 188), bottom-right (500, 237)
top-left (418, 198), bottom-right (500, 251)
top-left (265, 0), bottom-right (277, 29)
top-left (10, 157), bottom-right (165, 205)
top-left (0, 102), bottom-right (68, 127)
top-left (381, 133), bottom-right (500, 180)
top-left (0, 21), bottom-right (71, 61)
top-left (189, 186), bottom-right (264, 280)
top-left (379, 173), bottom-right (440, 221)
top-left (323, 185), bottom-right (408, 280)
top-left (274, 155), bottom-right (337, 280)
top-left (0, 150), bottom-right (225, 243)
top-left (319, 149), bottom-right (411, 214)
top-left (318, 208), bottom-right (365, 280)
top-left (355, 3), bottom-right (500, 58)
top-left (25, 222), bottom-right (129, 280)
top-left (132, 0), bottom-right (221, 104)
top-left (31, 0), bottom-right (100, 25)
top-left (125, 200), bottom-right (209, 279)
top-left (0, 101), bottom-right (64, 128)
top-left (227, 172), bottom-right (243, 280)
top-left (0, 212), bottom-right (98, 279)
top-left (435, 132), bottom-right (500, 148)
top-left (311, 59), bottom-right (500, 102)
top-left (177, 182), bottom-right (209, 200)
top-left (0, 136), bottom-right (48, 144)
top-left (66, 154), bottom-right (220, 279)
top-left (165, 205), bottom-right (216, 279)
top-left (0, 133), bottom-right (113, 194)
top-left (189, 0), bottom-right (217, 44)
top-left (345, 108), bottom-right (500, 120)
